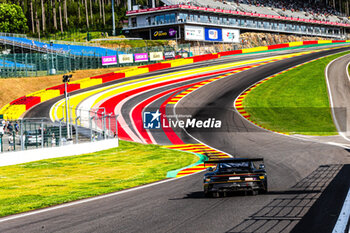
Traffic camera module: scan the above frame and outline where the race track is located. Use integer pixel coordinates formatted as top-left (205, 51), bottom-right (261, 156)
top-left (1, 44), bottom-right (350, 233)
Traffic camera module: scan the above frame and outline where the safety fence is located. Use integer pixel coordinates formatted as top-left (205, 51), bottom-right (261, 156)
top-left (0, 33), bottom-right (27, 38)
top-left (0, 112), bottom-right (117, 153)
top-left (0, 44), bottom-right (191, 78)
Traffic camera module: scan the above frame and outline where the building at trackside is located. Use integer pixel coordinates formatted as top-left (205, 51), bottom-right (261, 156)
top-left (123, 0), bottom-right (350, 42)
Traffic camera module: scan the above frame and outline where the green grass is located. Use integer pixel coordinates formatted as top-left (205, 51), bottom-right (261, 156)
top-left (41, 31), bottom-right (171, 48)
top-left (99, 39), bottom-right (170, 48)
top-left (0, 140), bottom-right (198, 217)
top-left (43, 31), bottom-right (112, 42)
top-left (243, 50), bottom-right (350, 135)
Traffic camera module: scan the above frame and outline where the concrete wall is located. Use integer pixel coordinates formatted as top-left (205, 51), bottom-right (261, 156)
top-left (0, 139), bottom-right (119, 167)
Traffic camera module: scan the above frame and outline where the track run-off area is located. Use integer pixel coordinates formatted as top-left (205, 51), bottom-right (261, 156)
top-left (1, 44), bottom-right (350, 232)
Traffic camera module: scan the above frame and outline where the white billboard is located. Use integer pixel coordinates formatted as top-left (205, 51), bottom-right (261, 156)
top-left (149, 52), bottom-right (163, 61)
top-left (118, 54), bottom-right (133, 63)
top-left (185, 25), bottom-right (204, 41)
top-left (222, 28), bottom-right (240, 43)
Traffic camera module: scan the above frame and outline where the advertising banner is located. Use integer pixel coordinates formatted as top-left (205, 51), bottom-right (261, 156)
top-left (134, 53), bottom-right (148, 62)
top-left (204, 28), bottom-right (222, 42)
top-left (164, 51), bottom-right (175, 59)
top-left (151, 28), bottom-right (178, 40)
top-left (102, 55), bottom-right (117, 66)
top-left (222, 28), bottom-right (240, 43)
top-left (184, 25), bottom-right (205, 41)
top-left (150, 52), bottom-right (163, 61)
top-left (118, 54), bottom-right (133, 64)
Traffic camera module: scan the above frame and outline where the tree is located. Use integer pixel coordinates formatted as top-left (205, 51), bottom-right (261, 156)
top-left (53, 0), bottom-right (57, 30)
top-left (85, 0), bottom-right (89, 28)
top-left (99, 0), bottom-right (102, 20)
top-left (102, 0), bottom-right (105, 25)
top-left (90, 0), bottom-right (93, 25)
top-left (58, 0), bottom-right (63, 33)
top-left (30, 0), bottom-right (35, 33)
top-left (64, 0), bottom-right (67, 25)
top-left (0, 3), bottom-right (29, 33)
top-left (35, 3), bottom-right (40, 38)
top-left (78, 0), bottom-right (81, 24)
top-left (41, 0), bottom-right (45, 31)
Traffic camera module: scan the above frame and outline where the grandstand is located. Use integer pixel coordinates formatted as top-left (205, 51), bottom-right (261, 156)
top-left (0, 34), bottom-right (127, 77)
top-left (0, 32), bottom-right (191, 78)
top-left (157, 0), bottom-right (349, 23)
top-left (124, 0), bottom-right (350, 40)
top-left (0, 36), bottom-right (118, 57)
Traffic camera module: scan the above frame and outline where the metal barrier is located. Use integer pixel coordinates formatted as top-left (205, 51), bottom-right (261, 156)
top-left (0, 43), bottom-right (192, 78)
top-left (0, 33), bottom-right (27, 38)
top-left (0, 112), bottom-right (118, 153)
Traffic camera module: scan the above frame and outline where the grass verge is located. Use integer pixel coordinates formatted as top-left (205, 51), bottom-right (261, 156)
top-left (0, 140), bottom-right (198, 217)
top-left (100, 39), bottom-right (171, 48)
top-left (242, 50), bottom-right (350, 135)
top-left (0, 66), bottom-right (134, 109)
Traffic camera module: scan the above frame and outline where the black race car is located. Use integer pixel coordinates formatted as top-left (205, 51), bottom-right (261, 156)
top-left (203, 158), bottom-right (267, 197)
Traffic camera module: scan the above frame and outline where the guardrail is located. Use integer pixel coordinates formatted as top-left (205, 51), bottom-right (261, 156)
top-left (0, 114), bottom-right (118, 154)
top-left (0, 32), bottom-right (27, 38)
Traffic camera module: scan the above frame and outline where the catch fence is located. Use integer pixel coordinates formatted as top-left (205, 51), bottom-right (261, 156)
top-left (0, 109), bottom-right (118, 153)
top-left (0, 44), bottom-right (192, 78)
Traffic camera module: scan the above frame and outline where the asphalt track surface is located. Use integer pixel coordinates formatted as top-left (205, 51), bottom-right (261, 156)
top-left (1, 45), bottom-right (350, 233)
top-left (326, 52), bottom-right (350, 139)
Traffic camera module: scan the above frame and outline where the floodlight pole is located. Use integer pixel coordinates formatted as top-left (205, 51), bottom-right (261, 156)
top-left (63, 75), bottom-right (72, 139)
top-left (50, 42), bottom-right (55, 72)
top-left (64, 80), bottom-right (70, 139)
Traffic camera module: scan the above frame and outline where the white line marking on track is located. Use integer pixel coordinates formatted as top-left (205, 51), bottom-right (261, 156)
top-left (231, 49), bottom-right (350, 149)
top-left (114, 96), bottom-right (146, 143)
top-left (325, 54), bottom-right (350, 142)
top-left (346, 60), bottom-right (350, 83)
top-left (332, 187), bottom-right (350, 233)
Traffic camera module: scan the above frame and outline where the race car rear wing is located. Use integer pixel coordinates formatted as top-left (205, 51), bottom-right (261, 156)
top-left (204, 158), bottom-right (264, 164)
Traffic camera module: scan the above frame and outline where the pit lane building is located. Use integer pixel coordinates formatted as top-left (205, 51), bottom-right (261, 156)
top-left (123, 0), bottom-right (350, 43)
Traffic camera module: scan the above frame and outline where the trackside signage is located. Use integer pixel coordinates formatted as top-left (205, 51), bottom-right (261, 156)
top-left (185, 25), bottom-right (205, 41)
top-left (134, 53), bottom-right (148, 62)
top-left (164, 51), bottom-right (175, 59)
top-left (151, 28), bottom-right (178, 40)
top-left (222, 29), bottom-right (240, 43)
top-left (143, 110), bottom-right (221, 129)
top-left (118, 54), bottom-right (133, 63)
top-left (150, 52), bottom-right (163, 61)
top-left (205, 28), bottom-right (222, 41)
top-left (102, 56), bottom-right (117, 65)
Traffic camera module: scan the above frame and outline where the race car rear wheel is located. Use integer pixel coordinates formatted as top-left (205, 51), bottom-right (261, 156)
top-left (251, 190), bottom-right (258, 196)
top-left (212, 192), bottom-right (220, 198)
top-left (260, 181), bottom-right (268, 194)
top-left (204, 189), bottom-right (211, 198)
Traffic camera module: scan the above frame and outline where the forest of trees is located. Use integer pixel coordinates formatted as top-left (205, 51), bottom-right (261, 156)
top-left (0, 0), bottom-right (128, 36)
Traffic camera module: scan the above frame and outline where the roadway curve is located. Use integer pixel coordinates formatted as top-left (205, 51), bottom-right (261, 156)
top-left (1, 45), bottom-right (350, 233)
top-left (326, 53), bottom-right (350, 141)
